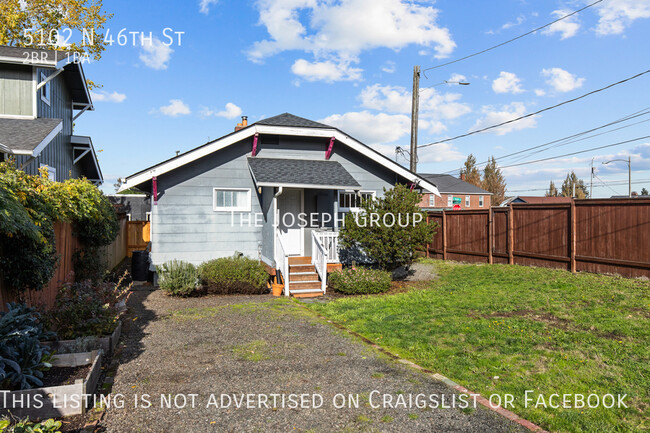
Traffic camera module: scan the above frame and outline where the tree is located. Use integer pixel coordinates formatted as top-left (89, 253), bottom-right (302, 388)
top-left (339, 184), bottom-right (437, 271)
top-left (0, 0), bottom-right (112, 69)
top-left (546, 180), bottom-right (559, 197)
top-left (642, 187), bottom-right (649, 196)
top-left (482, 156), bottom-right (507, 205)
top-left (461, 154), bottom-right (482, 187)
top-left (560, 171), bottom-right (589, 199)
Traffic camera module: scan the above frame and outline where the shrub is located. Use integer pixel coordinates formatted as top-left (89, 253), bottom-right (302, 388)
top-left (157, 260), bottom-right (199, 296)
top-left (328, 267), bottom-right (391, 295)
top-left (339, 184), bottom-right (437, 271)
top-left (0, 303), bottom-right (56, 390)
top-left (44, 272), bottom-right (131, 340)
top-left (199, 255), bottom-right (269, 295)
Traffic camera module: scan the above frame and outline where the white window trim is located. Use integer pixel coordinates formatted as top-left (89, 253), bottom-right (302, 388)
top-left (465, 195), bottom-right (470, 207)
top-left (338, 190), bottom-right (376, 212)
top-left (213, 187), bottom-right (252, 212)
top-left (39, 163), bottom-right (56, 181)
top-left (479, 195), bottom-right (484, 208)
top-left (40, 72), bottom-right (50, 106)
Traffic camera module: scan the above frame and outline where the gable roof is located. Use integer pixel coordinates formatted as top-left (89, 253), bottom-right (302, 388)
top-left (419, 173), bottom-right (491, 195)
top-left (120, 113), bottom-right (440, 196)
top-left (248, 157), bottom-right (361, 189)
top-left (0, 118), bottom-right (62, 156)
top-left (256, 113), bottom-right (331, 129)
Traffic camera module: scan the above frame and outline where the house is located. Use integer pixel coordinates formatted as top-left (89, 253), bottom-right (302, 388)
top-left (417, 173), bottom-right (492, 210)
top-left (0, 46), bottom-right (101, 183)
top-left (501, 196), bottom-right (573, 206)
top-left (108, 194), bottom-right (152, 221)
top-left (119, 113), bottom-right (440, 297)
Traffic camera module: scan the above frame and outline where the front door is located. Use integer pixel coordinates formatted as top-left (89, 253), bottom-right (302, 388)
top-left (277, 188), bottom-right (303, 256)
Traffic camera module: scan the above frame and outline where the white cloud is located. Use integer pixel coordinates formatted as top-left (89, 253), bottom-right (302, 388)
top-left (359, 83), bottom-right (471, 121)
top-left (381, 61), bottom-right (396, 74)
top-left (248, 0), bottom-right (456, 80)
top-left (593, 0), bottom-right (650, 35)
top-left (291, 58), bottom-right (362, 82)
top-left (154, 99), bottom-right (191, 117)
top-left (91, 90), bottom-right (126, 103)
top-left (139, 37), bottom-right (173, 70)
top-left (199, 0), bottom-right (218, 14)
top-left (541, 67), bottom-right (585, 92)
top-left (542, 9), bottom-right (581, 39)
top-left (200, 102), bottom-right (243, 119)
top-left (470, 102), bottom-right (538, 136)
top-left (492, 71), bottom-right (524, 94)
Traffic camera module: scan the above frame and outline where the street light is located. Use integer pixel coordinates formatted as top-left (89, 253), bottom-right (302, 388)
top-left (602, 156), bottom-right (631, 197)
top-left (409, 66), bottom-right (470, 173)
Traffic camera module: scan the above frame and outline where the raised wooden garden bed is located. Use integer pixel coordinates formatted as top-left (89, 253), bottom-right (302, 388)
top-left (43, 320), bottom-right (122, 356)
top-left (0, 350), bottom-right (103, 419)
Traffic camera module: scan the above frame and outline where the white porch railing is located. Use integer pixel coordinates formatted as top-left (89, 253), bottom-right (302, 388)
top-left (275, 231), bottom-right (290, 296)
top-left (313, 230), bottom-right (340, 263)
top-left (311, 231), bottom-right (327, 293)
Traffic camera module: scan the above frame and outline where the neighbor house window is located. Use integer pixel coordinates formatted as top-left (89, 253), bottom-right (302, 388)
top-left (447, 195), bottom-right (453, 207)
top-left (339, 190), bottom-right (375, 211)
top-left (213, 188), bottom-right (251, 212)
top-left (479, 195), bottom-right (484, 207)
top-left (465, 195), bottom-right (470, 207)
top-left (40, 72), bottom-right (50, 106)
top-left (39, 164), bottom-right (56, 181)
top-left (428, 194), bottom-right (435, 207)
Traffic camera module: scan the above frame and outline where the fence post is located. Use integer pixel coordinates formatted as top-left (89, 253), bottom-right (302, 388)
top-left (508, 205), bottom-right (514, 265)
top-left (442, 210), bottom-right (447, 260)
top-left (570, 199), bottom-right (576, 273)
top-left (488, 208), bottom-right (493, 264)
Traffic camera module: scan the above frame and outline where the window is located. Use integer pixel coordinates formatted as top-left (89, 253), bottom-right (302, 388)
top-left (479, 195), bottom-right (484, 207)
top-left (339, 190), bottom-right (375, 211)
top-left (447, 195), bottom-right (453, 207)
top-left (40, 72), bottom-right (50, 106)
top-left (428, 194), bottom-right (435, 207)
top-left (39, 164), bottom-right (56, 181)
top-left (465, 195), bottom-right (470, 207)
top-left (213, 188), bottom-right (251, 212)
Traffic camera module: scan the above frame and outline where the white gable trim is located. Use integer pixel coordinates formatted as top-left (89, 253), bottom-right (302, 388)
top-left (120, 125), bottom-right (440, 196)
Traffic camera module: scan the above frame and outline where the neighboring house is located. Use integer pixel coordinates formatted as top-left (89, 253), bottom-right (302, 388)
top-left (119, 113), bottom-right (440, 297)
top-left (501, 196), bottom-right (573, 206)
top-left (108, 194), bottom-right (152, 221)
top-left (417, 173), bottom-right (492, 210)
top-left (0, 46), bottom-right (101, 183)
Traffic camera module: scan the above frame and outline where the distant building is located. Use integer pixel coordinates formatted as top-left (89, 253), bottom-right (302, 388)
top-left (417, 173), bottom-right (492, 210)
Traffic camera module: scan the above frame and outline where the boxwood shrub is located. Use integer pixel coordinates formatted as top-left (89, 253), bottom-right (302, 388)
top-left (328, 267), bottom-right (392, 295)
top-left (157, 260), bottom-right (199, 297)
top-left (199, 255), bottom-right (269, 295)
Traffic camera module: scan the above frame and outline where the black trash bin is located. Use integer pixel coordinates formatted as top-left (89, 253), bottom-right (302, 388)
top-left (131, 250), bottom-right (149, 281)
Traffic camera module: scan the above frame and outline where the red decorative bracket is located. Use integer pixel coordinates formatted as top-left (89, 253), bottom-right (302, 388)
top-left (325, 136), bottom-right (335, 159)
top-left (152, 176), bottom-right (158, 205)
top-left (252, 133), bottom-right (259, 156)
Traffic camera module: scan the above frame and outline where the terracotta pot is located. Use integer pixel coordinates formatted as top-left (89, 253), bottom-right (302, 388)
top-left (271, 283), bottom-right (284, 296)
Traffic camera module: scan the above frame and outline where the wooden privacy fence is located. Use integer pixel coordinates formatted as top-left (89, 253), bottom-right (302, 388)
top-left (426, 198), bottom-right (650, 279)
top-left (126, 221), bottom-right (150, 257)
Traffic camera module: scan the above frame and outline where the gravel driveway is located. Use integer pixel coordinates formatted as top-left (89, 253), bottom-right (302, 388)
top-left (99, 287), bottom-right (527, 432)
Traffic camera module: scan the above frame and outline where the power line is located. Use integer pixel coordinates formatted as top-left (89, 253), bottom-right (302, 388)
top-left (418, 69), bottom-right (650, 149)
top-left (422, 0), bottom-right (605, 74)
top-left (497, 135), bottom-right (650, 169)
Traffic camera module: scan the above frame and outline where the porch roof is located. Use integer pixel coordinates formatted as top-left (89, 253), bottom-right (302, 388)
top-left (248, 157), bottom-right (362, 189)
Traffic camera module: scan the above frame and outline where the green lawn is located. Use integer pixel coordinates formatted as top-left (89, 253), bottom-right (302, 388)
top-left (305, 261), bottom-right (650, 433)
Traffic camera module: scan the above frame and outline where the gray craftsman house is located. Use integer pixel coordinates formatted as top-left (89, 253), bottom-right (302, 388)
top-left (119, 114), bottom-right (439, 297)
top-left (0, 46), bottom-right (101, 183)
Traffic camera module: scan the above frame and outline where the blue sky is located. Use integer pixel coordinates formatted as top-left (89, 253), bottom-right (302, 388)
top-left (71, 0), bottom-right (650, 198)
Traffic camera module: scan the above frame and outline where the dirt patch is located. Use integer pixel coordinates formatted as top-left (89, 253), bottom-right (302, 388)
top-left (41, 365), bottom-right (91, 387)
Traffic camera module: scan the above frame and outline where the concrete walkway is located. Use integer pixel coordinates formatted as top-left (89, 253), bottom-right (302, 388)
top-left (100, 288), bottom-right (527, 432)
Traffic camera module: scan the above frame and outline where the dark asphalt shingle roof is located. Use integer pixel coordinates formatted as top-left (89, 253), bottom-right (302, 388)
top-left (255, 113), bottom-right (331, 129)
top-left (0, 118), bottom-right (62, 153)
top-left (419, 173), bottom-right (491, 194)
top-left (248, 157), bottom-right (361, 188)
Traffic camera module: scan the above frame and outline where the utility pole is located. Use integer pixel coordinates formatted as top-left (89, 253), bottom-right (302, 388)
top-left (409, 65), bottom-right (420, 173)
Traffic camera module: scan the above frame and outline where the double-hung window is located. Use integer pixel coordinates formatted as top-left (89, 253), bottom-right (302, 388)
top-left (213, 188), bottom-right (251, 212)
